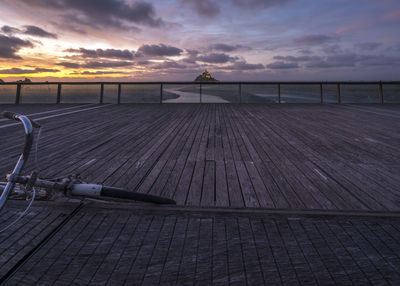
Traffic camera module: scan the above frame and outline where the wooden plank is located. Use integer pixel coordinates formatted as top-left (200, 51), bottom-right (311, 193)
top-left (201, 160), bottom-right (216, 206)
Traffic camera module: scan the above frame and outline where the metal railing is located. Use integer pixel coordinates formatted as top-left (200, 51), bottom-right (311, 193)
top-left (0, 81), bottom-right (399, 104)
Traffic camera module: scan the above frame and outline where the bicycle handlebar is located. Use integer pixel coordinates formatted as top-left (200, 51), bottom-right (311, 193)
top-left (0, 112), bottom-right (40, 210)
top-left (2, 111), bottom-right (41, 128)
top-left (71, 184), bottom-right (176, 204)
top-left (0, 112), bottom-right (176, 208)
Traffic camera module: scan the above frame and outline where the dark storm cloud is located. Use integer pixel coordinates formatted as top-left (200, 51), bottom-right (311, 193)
top-left (266, 61), bottom-right (299, 69)
top-left (23, 25), bottom-right (57, 38)
top-left (13, 0), bottom-right (164, 28)
top-left (196, 53), bottom-right (238, 63)
top-left (223, 61), bottom-right (264, 70)
top-left (209, 44), bottom-right (247, 52)
top-left (151, 61), bottom-right (186, 69)
top-left (0, 35), bottom-right (34, 59)
top-left (0, 67), bottom-right (59, 74)
top-left (354, 42), bottom-right (382, 51)
top-left (180, 0), bottom-right (220, 18)
top-left (295, 34), bottom-right (334, 45)
top-left (137, 44), bottom-right (183, 57)
top-left (66, 48), bottom-right (135, 59)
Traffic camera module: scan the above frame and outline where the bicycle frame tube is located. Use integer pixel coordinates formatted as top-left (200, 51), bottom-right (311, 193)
top-left (0, 116), bottom-right (34, 210)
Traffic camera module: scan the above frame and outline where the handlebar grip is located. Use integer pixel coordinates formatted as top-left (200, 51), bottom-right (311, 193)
top-left (2, 111), bottom-right (41, 128)
top-left (101, 186), bottom-right (176, 204)
top-left (2, 111), bottom-right (18, 120)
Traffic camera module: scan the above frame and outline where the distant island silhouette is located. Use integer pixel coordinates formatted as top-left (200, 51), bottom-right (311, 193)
top-left (194, 70), bottom-right (218, 82)
top-left (16, 78), bottom-right (32, 83)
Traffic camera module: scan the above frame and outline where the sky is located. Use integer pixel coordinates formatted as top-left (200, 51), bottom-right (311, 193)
top-left (0, 0), bottom-right (399, 81)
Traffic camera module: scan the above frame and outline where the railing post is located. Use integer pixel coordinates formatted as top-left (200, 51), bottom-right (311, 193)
top-left (319, 83), bottom-right (323, 104)
top-left (239, 83), bottom-right (242, 103)
top-left (200, 83), bottom-right (202, 103)
top-left (117, 83), bottom-right (121, 104)
top-left (160, 83), bottom-right (163, 104)
top-left (336, 83), bottom-right (341, 104)
top-left (277, 83), bottom-right (281, 104)
top-left (56, 83), bottom-right (62, 103)
top-left (15, 83), bottom-right (21, 104)
top-left (378, 82), bottom-right (383, 104)
top-left (100, 83), bottom-right (104, 104)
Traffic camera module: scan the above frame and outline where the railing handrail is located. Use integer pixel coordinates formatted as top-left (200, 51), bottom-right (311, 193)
top-left (0, 81), bottom-right (399, 104)
top-left (0, 81), bottom-right (399, 85)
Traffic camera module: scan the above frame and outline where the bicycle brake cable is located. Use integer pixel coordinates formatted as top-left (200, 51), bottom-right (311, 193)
top-left (0, 187), bottom-right (36, 233)
top-left (34, 126), bottom-right (42, 173)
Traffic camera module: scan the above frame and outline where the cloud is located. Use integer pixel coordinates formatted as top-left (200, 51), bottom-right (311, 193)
top-left (335, 22), bottom-right (369, 35)
top-left (0, 35), bottom-right (34, 59)
top-left (1, 25), bottom-right (21, 35)
top-left (66, 48), bottom-right (135, 59)
top-left (273, 55), bottom-right (318, 62)
top-left (209, 44), bottom-right (247, 52)
top-left (223, 61), bottom-right (264, 70)
top-left (271, 52), bottom-right (400, 69)
top-left (306, 60), bottom-right (354, 68)
top-left (357, 55), bottom-right (400, 66)
top-left (0, 67), bottom-right (59, 74)
top-left (295, 34), bottom-right (334, 45)
top-left (305, 54), bottom-right (379, 68)
top-left (56, 62), bottom-right (81, 68)
top-left (137, 60), bottom-right (152, 65)
top-left (180, 0), bottom-right (220, 18)
top-left (354, 42), bottom-right (382, 51)
top-left (23, 25), bottom-right (57, 38)
top-left (266, 61), bottom-right (299, 69)
top-left (137, 44), bottom-right (183, 57)
top-left (196, 53), bottom-right (238, 63)
top-left (12, 0), bottom-right (164, 29)
top-left (322, 44), bottom-right (343, 55)
top-left (231, 0), bottom-right (291, 9)
top-left (151, 61), bottom-right (186, 69)
top-left (182, 49), bottom-right (200, 63)
top-left (77, 70), bottom-right (122, 75)
top-left (82, 61), bottom-right (134, 68)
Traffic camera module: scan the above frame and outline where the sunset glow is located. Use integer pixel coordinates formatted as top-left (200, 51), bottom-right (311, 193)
top-left (0, 0), bottom-right (399, 81)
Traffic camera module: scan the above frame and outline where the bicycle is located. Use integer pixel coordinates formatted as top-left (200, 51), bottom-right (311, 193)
top-left (0, 111), bottom-right (176, 214)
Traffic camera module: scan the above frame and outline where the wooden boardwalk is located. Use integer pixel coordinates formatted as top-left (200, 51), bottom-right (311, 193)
top-left (1, 202), bottom-right (400, 285)
top-left (0, 103), bottom-right (399, 285)
top-left (0, 103), bottom-right (399, 211)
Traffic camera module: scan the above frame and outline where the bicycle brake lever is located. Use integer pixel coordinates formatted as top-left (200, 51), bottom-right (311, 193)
top-left (24, 172), bottom-right (38, 199)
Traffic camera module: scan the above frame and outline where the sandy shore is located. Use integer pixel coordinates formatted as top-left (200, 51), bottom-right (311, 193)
top-left (163, 87), bottom-right (229, 103)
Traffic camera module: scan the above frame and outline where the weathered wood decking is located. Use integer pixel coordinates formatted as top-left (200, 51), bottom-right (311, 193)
top-left (1, 104), bottom-right (399, 211)
top-left (1, 203), bottom-right (399, 285)
top-left (0, 103), bottom-right (399, 285)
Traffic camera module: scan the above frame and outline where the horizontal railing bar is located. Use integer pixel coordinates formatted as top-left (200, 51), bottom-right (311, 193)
top-left (0, 81), bottom-right (399, 85)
